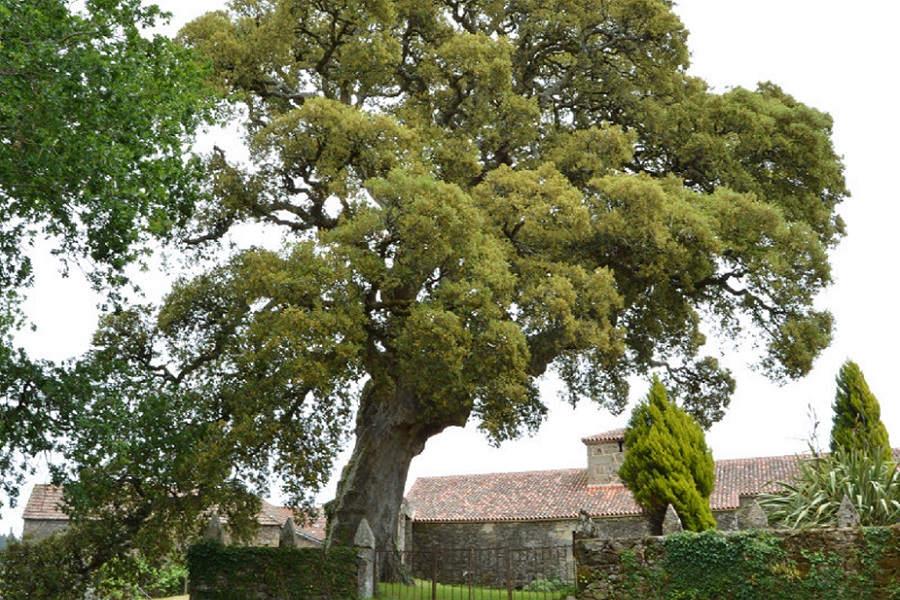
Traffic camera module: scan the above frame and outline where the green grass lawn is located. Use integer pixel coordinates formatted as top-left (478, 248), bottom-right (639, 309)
top-left (158, 583), bottom-right (571, 599)
top-left (157, 586), bottom-right (569, 599)
top-left (375, 579), bottom-right (574, 600)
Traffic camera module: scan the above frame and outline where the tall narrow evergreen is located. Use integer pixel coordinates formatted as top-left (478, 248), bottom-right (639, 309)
top-left (619, 377), bottom-right (717, 533)
top-left (830, 360), bottom-right (891, 462)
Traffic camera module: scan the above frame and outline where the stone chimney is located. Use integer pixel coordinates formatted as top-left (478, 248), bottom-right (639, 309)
top-left (583, 429), bottom-right (626, 486)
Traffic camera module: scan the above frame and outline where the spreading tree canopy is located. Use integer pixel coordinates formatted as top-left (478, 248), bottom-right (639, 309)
top-left (0, 0), bottom-right (211, 510)
top-left (830, 360), bottom-right (891, 462)
top-left (619, 376), bottom-right (716, 533)
top-left (21, 0), bottom-right (846, 559)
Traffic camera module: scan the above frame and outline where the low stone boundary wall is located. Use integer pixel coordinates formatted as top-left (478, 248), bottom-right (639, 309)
top-left (574, 525), bottom-right (900, 599)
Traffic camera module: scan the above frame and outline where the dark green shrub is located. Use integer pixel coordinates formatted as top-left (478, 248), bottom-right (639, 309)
top-left (0, 533), bottom-right (91, 600)
top-left (187, 540), bottom-right (357, 599)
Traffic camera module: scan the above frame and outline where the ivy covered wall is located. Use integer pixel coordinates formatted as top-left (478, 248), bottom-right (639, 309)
top-left (575, 525), bottom-right (900, 599)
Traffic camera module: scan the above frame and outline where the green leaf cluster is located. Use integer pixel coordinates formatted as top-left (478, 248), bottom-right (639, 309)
top-left (0, 533), bottom-right (90, 600)
top-left (0, 0), bottom-right (213, 513)
top-left (0, 0), bottom-right (212, 293)
top-left (760, 362), bottom-right (895, 530)
top-left (660, 530), bottom-right (788, 599)
top-left (0, 526), bottom-right (126, 600)
top-left (760, 447), bottom-right (900, 529)
top-left (619, 377), bottom-right (716, 532)
top-left (830, 360), bottom-right (891, 462)
top-left (0, 534), bottom-right (196, 600)
top-left (93, 554), bottom-right (188, 599)
top-left (168, 0), bottom-right (848, 435)
top-left (186, 541), bottom-right (357, 600)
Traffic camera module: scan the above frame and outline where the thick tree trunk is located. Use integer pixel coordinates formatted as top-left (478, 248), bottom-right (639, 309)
top-left (326, 378), bottom-right (466, 575)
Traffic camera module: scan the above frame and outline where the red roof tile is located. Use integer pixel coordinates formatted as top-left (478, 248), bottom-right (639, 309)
top-left (407, 453), bottom-right (811, 522)
top-left (710, 454), bottom-right (804, 510)
top-left (259, 502), bottom-right (327, 542)
top-left (581, 429), bottom-right (626, 444)
top-left (23, 485), bottom-right (67, 521)
top-left (407, 469), bottom-right (642, 521)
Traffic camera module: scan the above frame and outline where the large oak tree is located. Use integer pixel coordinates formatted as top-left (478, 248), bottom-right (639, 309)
top-left (52, 0), bottom-right (846, 561)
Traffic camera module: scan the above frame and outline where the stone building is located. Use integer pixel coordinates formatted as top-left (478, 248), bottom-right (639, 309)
top-left (24, 429), bottom-right (813, 551)
top-left (22, 484), bottom-right (327, 547)
top-left (20, 484), bottom-right (70, 540)
top-left (405, 429), bottom-right (804, 549)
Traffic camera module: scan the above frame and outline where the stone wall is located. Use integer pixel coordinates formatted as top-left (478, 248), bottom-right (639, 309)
top-left (409, 517), bottom-right (648, 588)
top-left (413, 519), bottom-right (574, 550)
top-left (410, 500), bottom-right (763, 557)
top-left (712, 510), bottom-right (737, 531)
top-left (590, 516), bottom-right (652, 540)
top-left (407, 543), bottom-right (575, 588)
top-left (22, 519), bottom-right (68, 540)
top-left (256, 524), bottom-right (322, 548)
top-left (586, 440), bottom-right (625, 485)
top-left (411, 520), bottom-right (575, 586)
top-left (573, 525), bottom-right (900, 599)
top-left (412, 515), bottom-right (649, 554)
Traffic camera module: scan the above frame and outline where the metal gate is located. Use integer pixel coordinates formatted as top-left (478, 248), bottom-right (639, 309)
top-left (373, 545), bottom-right (576, 599)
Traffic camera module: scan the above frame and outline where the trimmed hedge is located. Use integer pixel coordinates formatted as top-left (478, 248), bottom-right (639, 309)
top-left (187, 541), bottom-right (357, 599)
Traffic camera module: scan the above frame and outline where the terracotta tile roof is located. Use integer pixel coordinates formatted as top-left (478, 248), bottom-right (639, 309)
top-left (407, 453), bottom-right (814, 522)
top-left (581, 429), bottom-right (626, 444)
top-left (710, 454), bottom-right (804, 510)
top-left (407, 469), bottom-right (642, 521)
top-left (296, 513), bottom-right (328, 542)
top-left (23, 485), bottom-right (327, 542)
top-left (259, 502), bottom-right (327, 542)
top-left (23, 485), bottom-right (67, 520)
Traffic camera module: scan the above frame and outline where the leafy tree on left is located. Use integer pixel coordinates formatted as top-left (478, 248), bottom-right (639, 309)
top-left (0, 0), bottom-right (210, 513)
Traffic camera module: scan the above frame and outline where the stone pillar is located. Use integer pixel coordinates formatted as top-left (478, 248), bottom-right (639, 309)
top-left (280, 517), bottom-right (299, 547)
top-left (742, 499), bottom-right (769, 530)
top-left (837, 495), bottom-right (861, 528)
top-left (204, 515), bottom-right (225, 544)
top-left (585, 436), bottom-right (626, 485)
top-left (661, 504), bottom-right (683, 535)
top-left (576, 509), bottom-right (598, 539)
top-left (355, 518), bottom-right (376, 599)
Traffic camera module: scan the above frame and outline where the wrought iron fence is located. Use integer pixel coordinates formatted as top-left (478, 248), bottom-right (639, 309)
top-left (373, 545), bottom-right (576, 600)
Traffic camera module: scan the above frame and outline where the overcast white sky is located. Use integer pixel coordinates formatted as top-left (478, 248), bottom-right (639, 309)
top-left (4, 0), bottom-right (898, 535)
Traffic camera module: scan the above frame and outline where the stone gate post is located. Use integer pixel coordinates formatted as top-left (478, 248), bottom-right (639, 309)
top-left (354, 518), bottom-right (376, 599)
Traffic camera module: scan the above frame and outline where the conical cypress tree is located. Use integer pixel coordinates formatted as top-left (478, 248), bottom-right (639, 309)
top-left (619, 376), bottom-right (717, 533)
top-left (830, 360), bottom-right (891, 462)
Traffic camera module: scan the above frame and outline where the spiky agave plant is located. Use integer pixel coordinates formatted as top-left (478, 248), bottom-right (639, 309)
top-left (760, 447), bottom-right (900, 528)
